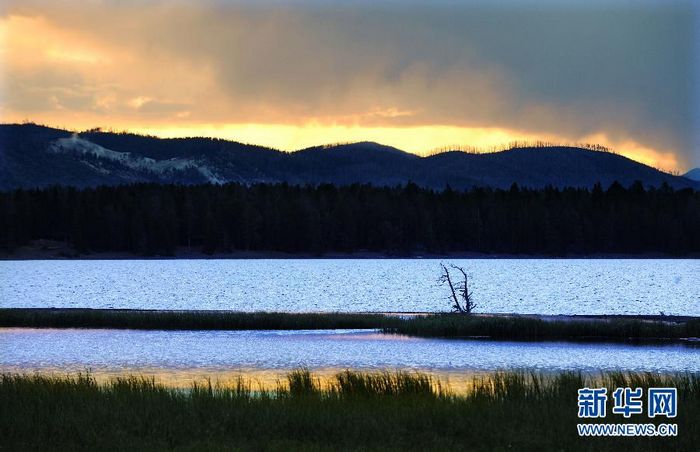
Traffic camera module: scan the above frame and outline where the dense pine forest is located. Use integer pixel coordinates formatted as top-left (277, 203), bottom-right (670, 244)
top-left (1, 182), bottom-right (698, 256)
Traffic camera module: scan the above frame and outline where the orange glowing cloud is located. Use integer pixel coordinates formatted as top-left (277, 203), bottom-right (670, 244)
top-left (0, 1), bottom-right (696, 172)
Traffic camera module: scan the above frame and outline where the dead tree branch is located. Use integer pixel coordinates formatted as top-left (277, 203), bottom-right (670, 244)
top-left (439, 263), bottom-right (477, 314)
top-left (439, 263), bottom-right (462, 312)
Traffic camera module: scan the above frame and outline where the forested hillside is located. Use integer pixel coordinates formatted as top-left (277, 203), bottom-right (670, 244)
top-left (2, 124), bottom-right (698, 190)
top-left (2, 182), bottom-right (698, 256)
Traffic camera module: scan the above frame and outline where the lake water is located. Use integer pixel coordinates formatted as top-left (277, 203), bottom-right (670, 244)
top-left (1, 259), bottom-right (698, 315)
top-left (2, 328), bottom-right (698, 375)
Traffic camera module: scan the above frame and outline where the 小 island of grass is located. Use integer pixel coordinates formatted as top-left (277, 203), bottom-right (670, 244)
top-left (1, 308), bottom-right (698, 343)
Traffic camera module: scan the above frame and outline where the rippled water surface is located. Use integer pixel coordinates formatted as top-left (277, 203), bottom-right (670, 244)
top-left (0, 328), bottom-right (700, 372)
top-left (1, 259), bottom-right (698, 314)
top-left (1, 328), bottom-right (698, 375)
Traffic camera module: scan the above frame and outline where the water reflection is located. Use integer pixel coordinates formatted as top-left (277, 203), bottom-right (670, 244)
top-left (0, 366), bottom-right (490, 393)
top-left (2, 328), bottom-right (698, 379)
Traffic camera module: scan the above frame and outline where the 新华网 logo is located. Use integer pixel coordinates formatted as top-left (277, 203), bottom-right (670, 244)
top-left (577, 386), bottom-right (678, 437)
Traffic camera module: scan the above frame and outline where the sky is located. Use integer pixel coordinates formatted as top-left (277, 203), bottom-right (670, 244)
top-left (0, 0), bottom-right (698, 172)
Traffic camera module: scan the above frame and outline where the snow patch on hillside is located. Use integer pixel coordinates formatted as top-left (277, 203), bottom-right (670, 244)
top-left (49, 134), bottom-right (223, 183)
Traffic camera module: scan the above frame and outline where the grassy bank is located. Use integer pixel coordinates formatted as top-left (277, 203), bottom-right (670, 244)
top-left (1, 370), bottom-right (697, 451)
top-left (0, 308), bottom-right (395, 331)
top-left (1, 309), bottom-right (698, 343)
top-left (383, 314), bottom-right (700, 342)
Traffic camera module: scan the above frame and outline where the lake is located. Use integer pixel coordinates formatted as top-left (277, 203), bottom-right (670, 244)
top-left (2, 328), bottom-right (698, 377)
top-left (1, 259), bottom-right (698, 314)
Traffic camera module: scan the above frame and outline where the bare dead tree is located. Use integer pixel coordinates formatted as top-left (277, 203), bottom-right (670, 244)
top-left (439, 263), bottom-right (476, 314)
top-left (439, 263), bottom-right (461, 312)
top-left (451, 265), bottom-right (476, 313)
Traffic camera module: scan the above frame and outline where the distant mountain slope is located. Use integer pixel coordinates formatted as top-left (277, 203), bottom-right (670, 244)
top-left (684, 168), bottom-right (700, 182)
top-left (418, 147), bottom-right (697, 190)
top-left (1, 124), bottom-right (697, 190)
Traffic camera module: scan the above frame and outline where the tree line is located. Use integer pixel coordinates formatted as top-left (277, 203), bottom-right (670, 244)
top-left (1, 182), bottom-right (698, 256)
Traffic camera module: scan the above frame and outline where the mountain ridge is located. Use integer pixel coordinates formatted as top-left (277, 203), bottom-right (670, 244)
top-left (684, 168), bottom-right (700, 181)
top-left (1, 123), bottom-right (697, 191)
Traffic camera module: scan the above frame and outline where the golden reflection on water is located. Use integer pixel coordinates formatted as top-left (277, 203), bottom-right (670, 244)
top-left (0, 366), bottom-right (494, 394)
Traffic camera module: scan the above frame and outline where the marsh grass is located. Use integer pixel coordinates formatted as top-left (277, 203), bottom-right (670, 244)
top-left (1, 309), bottom-right (698, 343)
top-left (1, 370), bottom-right (697, 450)
top-left (0, 308), bottom-right (395, 331)
top-left (384, 314), bottom-right (700, 342)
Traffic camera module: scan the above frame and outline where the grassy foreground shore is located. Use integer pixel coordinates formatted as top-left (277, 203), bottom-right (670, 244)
top-left (1, 308), bottom-right (698, 343)
top-left (1, 370), bottom-right (697, 451)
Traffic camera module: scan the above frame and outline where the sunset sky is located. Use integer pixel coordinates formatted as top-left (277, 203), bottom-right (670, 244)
top-left (1, 0), bottom-right (697, 171)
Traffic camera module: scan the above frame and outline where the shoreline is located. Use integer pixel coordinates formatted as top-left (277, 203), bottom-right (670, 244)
top-left (2, 309), bottom-right (698, 343)
top-left (3, 371), bottom-right (696, 450)
top-left (2, 241), bottom-right (697, 260)
top-left (3, 307), bottom-right (697, 322)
